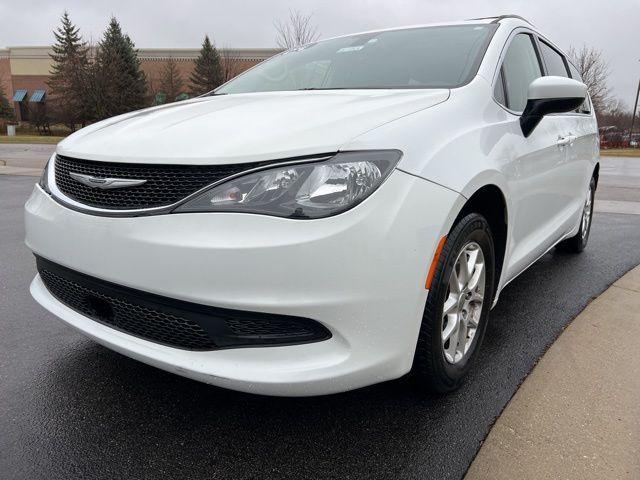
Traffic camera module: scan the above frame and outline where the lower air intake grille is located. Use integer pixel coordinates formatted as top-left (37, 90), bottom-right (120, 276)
top-left (36, 256), bottom-right (331, 350)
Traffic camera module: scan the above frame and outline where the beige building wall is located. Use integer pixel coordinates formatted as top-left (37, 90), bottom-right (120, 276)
top-left (9, 47), bottom-right (54, 76)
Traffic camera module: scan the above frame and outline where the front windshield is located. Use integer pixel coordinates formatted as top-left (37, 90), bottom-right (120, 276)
top-left (217, 24), bottom-right (496, 94)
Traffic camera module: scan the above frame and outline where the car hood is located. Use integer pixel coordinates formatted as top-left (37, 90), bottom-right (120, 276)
top-left (57, 89), bottom-right (449, 165)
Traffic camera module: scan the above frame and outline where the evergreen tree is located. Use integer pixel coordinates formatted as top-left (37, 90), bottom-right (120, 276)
top-left (160, 58), bottom-right (184, 102)
top-left (190, 36), bottom-right (223, 95)
top-left (0, 79), bottom-right (15, 121)
top-left (47, 11), bottom-right (90, 130)
top-left (91, 17), bottom-right (147, 120)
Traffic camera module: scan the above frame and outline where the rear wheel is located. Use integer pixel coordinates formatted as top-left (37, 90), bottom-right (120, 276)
top-left (557, 176), bottom-right (596, 253)
top-left (413, 213), bottom-right (495, 393)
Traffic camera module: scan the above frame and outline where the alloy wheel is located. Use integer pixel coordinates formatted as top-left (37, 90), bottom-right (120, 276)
top-left (581, 183), bottom-right (593, 240)
top-left (441, 242), bottom-right (486, 364)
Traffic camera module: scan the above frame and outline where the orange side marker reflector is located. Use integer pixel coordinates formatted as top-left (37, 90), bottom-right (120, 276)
top-left (425, 235), bottom-right (447, 290)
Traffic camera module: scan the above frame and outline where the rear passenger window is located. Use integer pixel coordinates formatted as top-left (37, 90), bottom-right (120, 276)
top-left (539, 41), bottom-right (569, 77)
top-left (568, 63), bottom-right (582, 82)
top-left (499, 34), bottom-right (542, 112)
top-left (568, 62), bottom-right (591, 114)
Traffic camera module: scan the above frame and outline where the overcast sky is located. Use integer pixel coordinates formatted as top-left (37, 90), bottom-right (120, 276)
top-left (1, 0), bottom-right (638, 107)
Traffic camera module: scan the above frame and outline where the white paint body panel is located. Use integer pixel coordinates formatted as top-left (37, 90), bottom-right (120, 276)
top-left (26, 173), bottom-right (463, 396)
top-left (26, 18), bottom-right (599, 395)
top-left (527, 75), bottom-right (587, 100)
top-left (57, 89), bottom-right (449, 164)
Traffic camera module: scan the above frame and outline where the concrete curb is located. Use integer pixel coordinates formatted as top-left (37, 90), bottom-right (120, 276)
top-left (595, 199), bottom-right (640, 215)
top-left (0, 165), bottom-right (42, 176)
top-left (465, 265), bottom-right (640, 480)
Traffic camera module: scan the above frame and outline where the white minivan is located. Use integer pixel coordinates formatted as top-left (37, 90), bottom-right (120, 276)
top-left (26, 15), bottom-right (598, 396)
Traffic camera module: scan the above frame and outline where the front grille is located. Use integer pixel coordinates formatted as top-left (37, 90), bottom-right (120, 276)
top-left (36, 256), bottom-right (331, 350)
top-left (54, 155), bottom-right (275, 210)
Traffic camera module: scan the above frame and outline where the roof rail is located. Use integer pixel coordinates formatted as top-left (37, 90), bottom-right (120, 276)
top-left (469, 14), bottom-right (534, 26)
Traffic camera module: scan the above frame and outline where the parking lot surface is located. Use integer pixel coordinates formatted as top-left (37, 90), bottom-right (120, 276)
top-left (0, 143), bottom-right (54, 167)
top-left (2, 169), bottom-right (640, 479)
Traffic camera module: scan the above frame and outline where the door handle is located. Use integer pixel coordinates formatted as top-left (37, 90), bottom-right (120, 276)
top-left (557, 135), bottom-right (576, 147)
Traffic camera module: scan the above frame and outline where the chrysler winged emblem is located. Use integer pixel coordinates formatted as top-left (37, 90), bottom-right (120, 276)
top-left (69, 172), bottom-right (147, 189)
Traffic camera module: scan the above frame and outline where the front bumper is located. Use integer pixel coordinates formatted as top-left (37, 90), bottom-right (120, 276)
top-left (25, 170), bottom-right (462, 396)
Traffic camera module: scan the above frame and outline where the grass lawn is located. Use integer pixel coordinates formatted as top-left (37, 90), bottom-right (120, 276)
top-left (0, 135), bottom-right (65, 144)
top-left (600, 148), bottom-right (640, 157)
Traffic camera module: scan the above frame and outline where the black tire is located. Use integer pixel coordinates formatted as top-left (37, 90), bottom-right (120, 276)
top-left (412, 213), bottom-right (495, 393)
top-left (557, 176), bottom-right (596, 253)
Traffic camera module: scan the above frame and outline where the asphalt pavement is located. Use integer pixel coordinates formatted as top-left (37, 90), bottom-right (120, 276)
top-left (2, 167), bottom-right (640, 479)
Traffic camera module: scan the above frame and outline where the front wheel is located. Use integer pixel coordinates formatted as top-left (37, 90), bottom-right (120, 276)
top-left (413, 213), bottom-right (495, 393)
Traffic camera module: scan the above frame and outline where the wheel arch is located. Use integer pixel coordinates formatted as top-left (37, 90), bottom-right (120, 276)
top-left (453, 184), bottom-right (508, 296)
top-left (593, 162), bottom-right (600, 188)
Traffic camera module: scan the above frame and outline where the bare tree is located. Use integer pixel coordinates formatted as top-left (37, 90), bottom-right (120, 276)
top-left (274, 9), bottom-right (320, 49)
top-left (568, 45), bottom-right (611, 113)
top-left (220, 47), bottom-right (242, 83)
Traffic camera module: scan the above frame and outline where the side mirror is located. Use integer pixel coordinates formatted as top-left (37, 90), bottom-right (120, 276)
top-left (520, 76), bottom-right (587, 137)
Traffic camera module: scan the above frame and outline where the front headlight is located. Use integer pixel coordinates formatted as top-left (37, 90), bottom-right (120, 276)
top-left (38, 154), bottom-right (53, 194)
top-left (174, 150), bottom-right (401, 219)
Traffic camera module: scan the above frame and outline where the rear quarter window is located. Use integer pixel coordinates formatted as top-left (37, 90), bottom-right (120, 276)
top-left (539, 41), bottom-right (569, 77)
